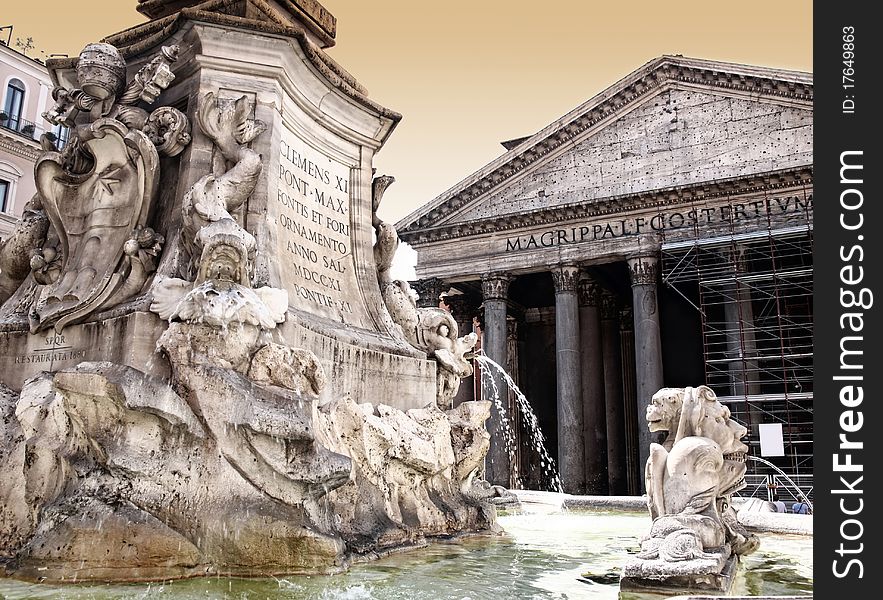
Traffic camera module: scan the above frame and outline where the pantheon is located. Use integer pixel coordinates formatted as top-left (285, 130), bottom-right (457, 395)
top-left (397, 56), bottom-right (812, 496)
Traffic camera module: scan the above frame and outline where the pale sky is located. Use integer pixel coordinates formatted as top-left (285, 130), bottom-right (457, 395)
top-left (4, 1), bottom-right (811, 278)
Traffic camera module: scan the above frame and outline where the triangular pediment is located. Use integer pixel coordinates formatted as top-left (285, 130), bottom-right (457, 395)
top-left (396, 56), bottom-right (812, 235)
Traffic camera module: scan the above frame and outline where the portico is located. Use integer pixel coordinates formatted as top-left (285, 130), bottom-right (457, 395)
top-left (397, 56), bottom-right (814, 492)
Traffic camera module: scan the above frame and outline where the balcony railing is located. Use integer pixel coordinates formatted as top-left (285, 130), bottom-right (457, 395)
top-left (0, 114), bottom-right (40, 141)
top-left (0, 114), bottom-right (68, 149)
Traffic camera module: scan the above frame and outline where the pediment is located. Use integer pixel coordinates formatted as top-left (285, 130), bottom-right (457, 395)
top-left (396, 56), bottom-right (812, 235)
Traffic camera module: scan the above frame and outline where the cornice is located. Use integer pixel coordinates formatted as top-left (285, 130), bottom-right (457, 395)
top-left (0, 43), bottom-right (50, 80)
top-left (46, 3), bottom-right (400, 125)
top-left (396, 56), bottom-right (813, 235)
top-left (0, 133), bottom-right (41, 161)
top-left (398, 166), bottom-right (813, 246)
top-left (136, 1), bottom-right (337, 43)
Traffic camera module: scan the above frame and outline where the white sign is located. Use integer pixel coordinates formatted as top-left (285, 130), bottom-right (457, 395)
top-left (758, 423), bottom-right (785, 457)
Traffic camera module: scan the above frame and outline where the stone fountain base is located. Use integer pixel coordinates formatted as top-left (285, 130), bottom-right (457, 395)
top-left (620, 543), bottom-right (738, 596)
top-left (0, 357), bottom-right (497, 583)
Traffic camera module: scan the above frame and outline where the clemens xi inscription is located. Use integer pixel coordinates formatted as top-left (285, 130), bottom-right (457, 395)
top-left (273, 127), bottom-right (371, 328)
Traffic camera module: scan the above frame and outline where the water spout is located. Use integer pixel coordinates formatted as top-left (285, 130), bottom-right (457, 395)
top-left (746, 455), bottom-right (813, 512)
top-left (473, 352), bottom-right (562, 492)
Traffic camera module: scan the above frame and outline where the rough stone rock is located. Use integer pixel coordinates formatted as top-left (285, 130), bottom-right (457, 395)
top-left (248, 343), bottom-right (327, 396)
top-left (158, 320), bottom-right (263, 372)
top-left (171, 362), bottom-right (352, 504)
top-left (0, 384), bottom-right (30, 557)
top-left (316, 398), bottom-right (494, 553)
top-left (447, 400), bottom-right (492, 496)
top-left (0, 362), bottom-right (353, 580)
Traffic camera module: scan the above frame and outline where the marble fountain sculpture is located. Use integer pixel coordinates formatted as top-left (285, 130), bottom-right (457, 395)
top-left (0, 0), bottom-right (492, 582)
top-left (620, 385), bottom-right (760, 595)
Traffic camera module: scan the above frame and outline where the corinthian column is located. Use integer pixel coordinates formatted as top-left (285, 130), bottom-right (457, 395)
top-left (619, 306), bottom-right (640, 495)
top-left (552, 264), bottom-right (585, 494)
top-left (411, 277), bottom-right (446, 308)
top-left (578, 274), bottom-right (607, 494)
top-left (600, 290), bottom-right (626, 495)
top-left (481, 272), bottom-right (511, 486)
top-left (628, 254), bottom-right (664, 491)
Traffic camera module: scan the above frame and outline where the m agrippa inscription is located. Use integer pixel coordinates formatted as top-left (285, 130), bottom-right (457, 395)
top-left (504, 195), bottom-right (813, 252)
top-left (273, 127), bottom-right (373, 328)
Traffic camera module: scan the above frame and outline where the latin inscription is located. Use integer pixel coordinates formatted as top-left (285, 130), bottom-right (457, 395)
top-left (13, 333), bottom-right (87, 364)
top-left (504, 195), bottom-right (813, 251)
top-left (274, 128), bottom-right (371, 326)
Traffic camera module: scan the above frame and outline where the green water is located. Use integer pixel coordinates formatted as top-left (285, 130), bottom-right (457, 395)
top-left (0, 510), bottom-right (812, 599)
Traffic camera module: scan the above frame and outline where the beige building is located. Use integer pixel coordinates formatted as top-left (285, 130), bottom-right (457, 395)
top-left (398, 56), bottom-right (813, 497)
top-left (1, 37), bottom-right (68, 239)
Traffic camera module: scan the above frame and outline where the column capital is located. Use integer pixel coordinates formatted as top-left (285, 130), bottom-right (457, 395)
top-left (442, 293), bottom-right (480, 324)
top-left (627, 254), bottom-right (659, 287)
top-left (600, 289), bottom-right (619, 319)
top-left (578, 274), bottom-right (601, 307)
top-left (619, 306), bottom-right (634, 331)
top-left (552, 264), bottom-right (580, 294)
top-left (411, 277), bottom-right (447, 308)
top-left (481, 272), bottom-right (511, 301)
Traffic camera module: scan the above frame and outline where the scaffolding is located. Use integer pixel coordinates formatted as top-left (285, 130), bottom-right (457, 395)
top-left (660, 192), bottom-right (813, 486)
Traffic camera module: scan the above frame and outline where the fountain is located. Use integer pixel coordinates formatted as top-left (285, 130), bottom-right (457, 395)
top-left (0, 0), bottom-right (496, 582)
top-left (619, 386), bottom-right (762, 596)
top-left (746, 455), bottom-right (813, 513)
top-left (0, 3), bottom-right (813, 596)
top-left (0, 505), bottom-right (814, 598)
top-left (473, 353), bottom-right (562, 493)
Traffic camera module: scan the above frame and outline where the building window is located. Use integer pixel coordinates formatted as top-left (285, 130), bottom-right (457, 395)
top-left (0, 178), bottom-right (10, 213)
top-left (2, 79), bottom-right (26, 131)
top-left (52, 123), bottom-right (71, 149)
top-left (0, 162), bottom-right (22, 214)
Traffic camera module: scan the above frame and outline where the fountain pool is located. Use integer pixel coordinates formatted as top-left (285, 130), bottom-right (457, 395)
top-left (0, 508), bottom-right (812, 599)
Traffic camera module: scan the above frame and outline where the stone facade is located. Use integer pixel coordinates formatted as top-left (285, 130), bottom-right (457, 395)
top-left (397, 56), bottom-right (813, 492)
top-left (1, 41), bottom-right (56, 239)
